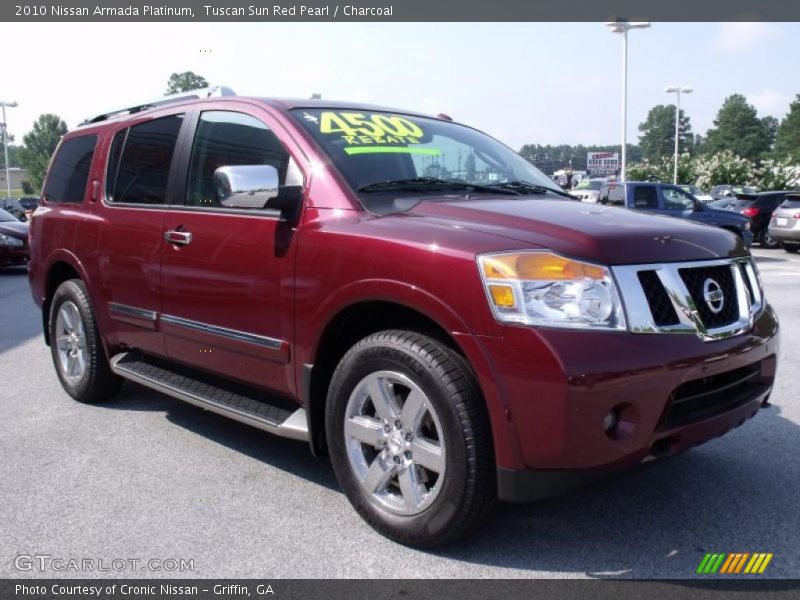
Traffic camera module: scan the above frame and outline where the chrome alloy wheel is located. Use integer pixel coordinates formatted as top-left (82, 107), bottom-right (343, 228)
top-left (55, 300), bottom-right (88, 384)
top-left (344, 370), bottom-right (446, 516)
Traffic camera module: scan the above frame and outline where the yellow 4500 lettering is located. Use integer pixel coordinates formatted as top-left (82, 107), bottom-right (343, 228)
top-left (320, 112), bottom-right (424, 139)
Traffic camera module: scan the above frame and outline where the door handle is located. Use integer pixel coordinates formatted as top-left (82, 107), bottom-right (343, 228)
top-left (164, 230), bottom-right (193, 246)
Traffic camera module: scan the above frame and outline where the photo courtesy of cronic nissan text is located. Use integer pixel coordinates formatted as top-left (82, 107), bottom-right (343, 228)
top-left (0, 1), bottom-right (798, 598)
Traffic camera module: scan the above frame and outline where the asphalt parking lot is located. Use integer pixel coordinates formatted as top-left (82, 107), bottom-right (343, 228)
top-left (1, 248), bottom-right (798, 579)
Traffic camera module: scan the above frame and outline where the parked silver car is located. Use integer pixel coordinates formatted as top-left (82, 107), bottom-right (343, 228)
top-left (571, 178), bottom-right (605, 203)
top-left (768, 193), bottom-right (800, 253)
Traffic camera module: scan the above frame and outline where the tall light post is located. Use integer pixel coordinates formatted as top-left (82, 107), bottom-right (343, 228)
top-left (605, 20), bottom-right (650, 181)
top-left (0, 101), bottom-right (18, 198)
top-left (665, 86), bottom-right (693, 184)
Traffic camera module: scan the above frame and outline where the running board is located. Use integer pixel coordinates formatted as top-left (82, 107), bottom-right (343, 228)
top-left (110, 352), bottom-right (308, 442)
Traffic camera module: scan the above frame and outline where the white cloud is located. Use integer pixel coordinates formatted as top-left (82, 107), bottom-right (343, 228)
top-left (712, 22), bottom-right (778, 55)
top-left (749, 89), bottom-right (793, 118)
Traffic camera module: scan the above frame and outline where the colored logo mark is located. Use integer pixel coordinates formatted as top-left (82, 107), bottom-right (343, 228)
top-left (697, 553), bottom-right (773, 574)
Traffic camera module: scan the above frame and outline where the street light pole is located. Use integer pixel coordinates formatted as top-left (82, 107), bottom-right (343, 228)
top-left (0, 101), bottom-right (19, 198)
top-left (665, 86), bottom-right (693, 184)
top-left (606, 21), bottom-right (650, 182)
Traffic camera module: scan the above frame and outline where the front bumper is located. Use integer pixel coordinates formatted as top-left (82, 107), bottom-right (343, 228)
top-left (479, 305), bottom-right (779, 502)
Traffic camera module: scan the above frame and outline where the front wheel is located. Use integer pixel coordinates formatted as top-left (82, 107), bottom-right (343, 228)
top-left (326, 330), bottom-right (496, 547)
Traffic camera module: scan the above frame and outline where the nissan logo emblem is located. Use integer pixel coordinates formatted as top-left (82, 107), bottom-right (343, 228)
top-left (703, 278), bottom-right (725, 314)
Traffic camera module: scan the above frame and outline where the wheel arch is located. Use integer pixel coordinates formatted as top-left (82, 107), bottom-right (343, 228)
top-left (41, 253), bottom-right (89, 346)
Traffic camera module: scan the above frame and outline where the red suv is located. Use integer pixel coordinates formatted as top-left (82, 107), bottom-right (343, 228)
top-left (29, 88), bottom-right (779, 547)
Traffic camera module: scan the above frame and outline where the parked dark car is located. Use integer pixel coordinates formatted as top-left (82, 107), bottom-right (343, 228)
top-left (711, 184), bottom-right (758, 200)
top-left (767, 193), bottom-right (800, 253)
top-left (731, 191), bottom-right (799, 249)
top-left (597, 181), bottom-right (753, 245)
top-left (0, 197), bottom-right (27, 222)
top-left (28, 90), bottom-right (777, 547)
top-left (709, 197), bottom-right (738, 211)
top-left (0, 207), bottom-right (29, 266)
top-left (17, 196), bottom-right (40, 212)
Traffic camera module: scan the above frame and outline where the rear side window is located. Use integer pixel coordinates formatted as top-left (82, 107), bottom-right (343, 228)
top-left (106, 114), bottom-right (184, 204)
top-left (44, 135), bottom-right (97, 203)
top-left (780, 196), bottom-right (800, 209)
top-left (632, 185), bottom-right (658, 209)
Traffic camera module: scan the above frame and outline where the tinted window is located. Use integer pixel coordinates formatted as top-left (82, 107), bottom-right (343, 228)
top-left (107, 114), bottom-right (184, 204)
top-left (632, 185), bottom-right (658, 209)
top-left (0, 208), bottom-right (17, 222)
top-left (755, 194), bottom-right (783, 208)
top-left (780, 196), bottom-right (800, 209)
top-left (43, 135), bottom-right (97, 203)
top-left (186, 111), bottom-right (298, 208)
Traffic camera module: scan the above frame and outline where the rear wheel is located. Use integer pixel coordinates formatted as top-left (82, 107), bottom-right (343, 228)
top-left (49, 279), bottom-right (123, 403)
top-left (783, 242), bottom-right (800, 254)
top-left (326, 330), bottom-right (496, 547)
top-left (760, 229), bottom-right (780, 249)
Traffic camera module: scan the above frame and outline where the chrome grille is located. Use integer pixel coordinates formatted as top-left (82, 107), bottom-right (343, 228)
top-left (612, 257), bottom-right (763, 341)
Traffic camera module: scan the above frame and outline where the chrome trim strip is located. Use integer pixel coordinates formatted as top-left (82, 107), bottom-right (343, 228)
top-left (109, 353), bottom-right (308, 442)
top-left (108, 302), bottom-right (157, 322)
top-left (160, 314), bottom-right (283, 350)
top-left (612, 256), bottom-right (764, 342)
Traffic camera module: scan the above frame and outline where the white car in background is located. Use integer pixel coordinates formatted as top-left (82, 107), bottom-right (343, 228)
top-left (681, 185), bottom-right (713, 203)
top-left (571, 178), bottom-right (606, 203)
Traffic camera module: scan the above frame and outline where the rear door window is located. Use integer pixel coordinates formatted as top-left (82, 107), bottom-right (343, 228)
top-left (106, 114), bottom-right (184, 204)
top-left (43, 135), bottom-right (97, 203)
top-left (632, 185), bottom-right (658, 210)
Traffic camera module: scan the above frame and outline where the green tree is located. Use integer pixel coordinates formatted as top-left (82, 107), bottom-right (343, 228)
top-left (774, 94), bottom-right (800, 162)
top-left (638, 104), bottom-right (693, 162)
top-left (0, 141), bottom-right (21, 168)
top-left (762, 116), bottom-right (779, 151)
top-left (703, 94), bottom-right (771, 160)
top-left (19, 114), bottom-right (68, 192)
top-left (165, 71), bottom-right (209, 94)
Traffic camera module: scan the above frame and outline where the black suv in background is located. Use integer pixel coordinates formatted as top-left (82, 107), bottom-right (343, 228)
top-left (732, 191), bottom-right (800, 249)
top-left (597, 181), bottom-right (753, 244)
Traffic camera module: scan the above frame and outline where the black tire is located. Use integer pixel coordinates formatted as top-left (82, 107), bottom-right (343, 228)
top-left (782, 242), bottom-right (800, 254)
top-left (49, 279), bottom-right (123, 403)
top-left (326, 330), bottom-right (496, 548)
top-left (760, 228), bottom-right (780, 249)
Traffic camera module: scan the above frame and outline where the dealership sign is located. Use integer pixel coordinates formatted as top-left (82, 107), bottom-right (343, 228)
top-left (587, 152), bottom-right (619, 176)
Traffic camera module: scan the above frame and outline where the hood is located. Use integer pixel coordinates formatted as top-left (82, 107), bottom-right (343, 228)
top-left (0, 221), bottom-right (28, 239)
top-left (407, 197), bottom-right (747, 264)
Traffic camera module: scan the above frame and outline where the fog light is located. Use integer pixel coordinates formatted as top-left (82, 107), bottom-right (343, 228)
top-left (603, 409), bottom-right (619, 433)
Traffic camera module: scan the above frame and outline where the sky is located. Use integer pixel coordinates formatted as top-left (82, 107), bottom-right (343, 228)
top-left (2, 22), bottom-right (800, 151)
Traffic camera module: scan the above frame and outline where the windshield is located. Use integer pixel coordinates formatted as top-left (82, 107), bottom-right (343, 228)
top-left (575, 180), bottom-right (602, 190)
top-left (293, 109), bottom-right (558, 201)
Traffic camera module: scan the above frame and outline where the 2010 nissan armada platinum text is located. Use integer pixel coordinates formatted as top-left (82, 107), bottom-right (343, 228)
top-left (29, 87), bottom-right (779, 547)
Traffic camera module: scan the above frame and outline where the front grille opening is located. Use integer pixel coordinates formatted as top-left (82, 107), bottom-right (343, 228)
top-left (638, 270), bottom-right (680, 326)
top-left (659, 362), bottom-right (767, 430)
top-left (678, 265), bottom-right (739, 329)
top-left (740, 264), bottom-right (755, 305)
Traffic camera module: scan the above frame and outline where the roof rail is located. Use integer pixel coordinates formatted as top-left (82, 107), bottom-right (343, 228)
top-left (80, 85), bottom-right (236, 126)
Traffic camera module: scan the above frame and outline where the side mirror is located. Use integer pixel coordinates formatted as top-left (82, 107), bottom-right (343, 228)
top-left (213, 165), bottom-right (303, 221)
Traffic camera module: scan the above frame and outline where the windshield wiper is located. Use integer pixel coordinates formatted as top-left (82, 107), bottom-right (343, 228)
top-left (357, 177), bottom-right (520, 196)
top-left (486, 180), bottom-right (576, 199)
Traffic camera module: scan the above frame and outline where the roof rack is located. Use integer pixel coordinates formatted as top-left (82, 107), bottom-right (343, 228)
top-left (80, 85), bottom-right (236, 126)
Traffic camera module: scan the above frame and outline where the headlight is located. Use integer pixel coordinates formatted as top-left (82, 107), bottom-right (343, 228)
top-left (0, 234), bottom-right (23, 247)
top-left (477, 251), bottom-right (626, 330)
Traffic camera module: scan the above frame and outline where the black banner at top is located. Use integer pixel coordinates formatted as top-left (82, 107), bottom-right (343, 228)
top-left (2, 0), bottom-right (800, 22)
